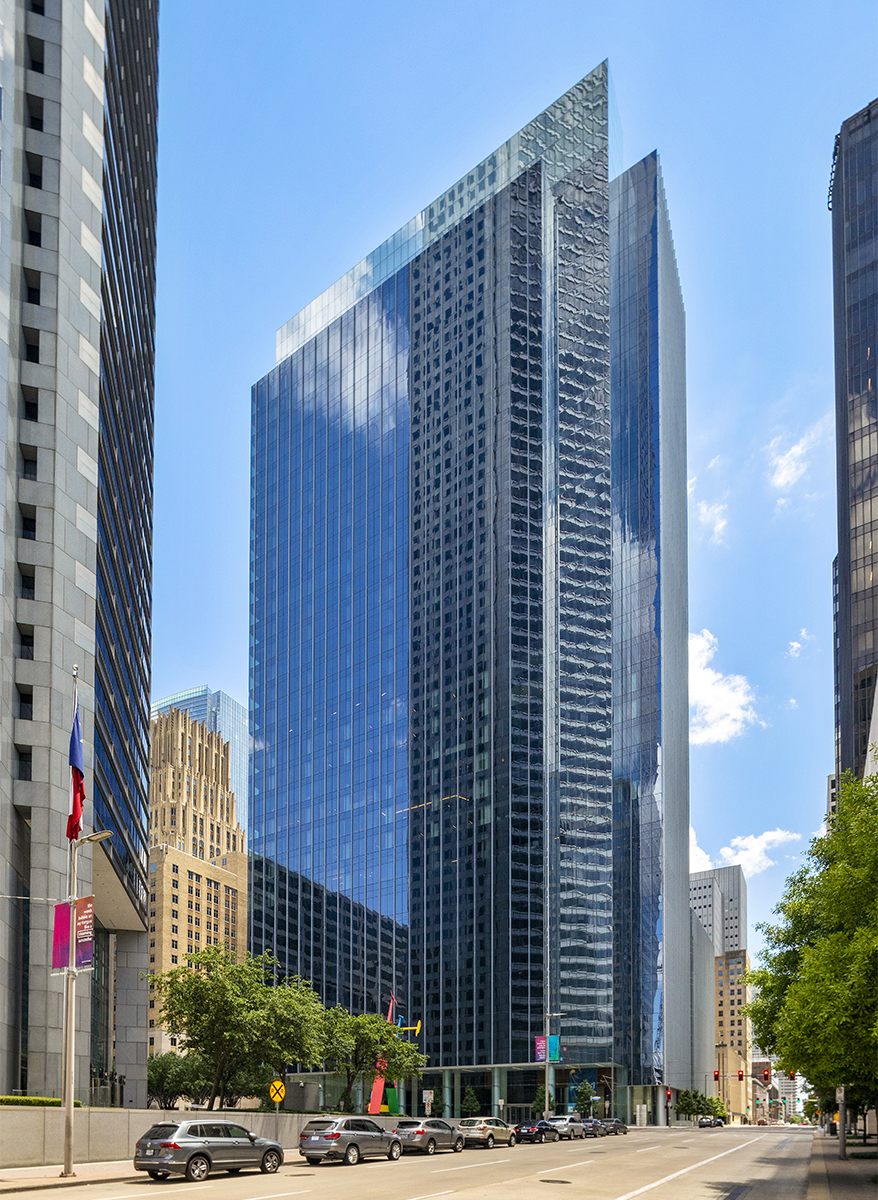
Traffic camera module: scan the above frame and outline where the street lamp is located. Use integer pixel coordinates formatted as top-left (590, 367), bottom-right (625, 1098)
top-left (61, 829), bottom-right (112, 1177)
top-left (543, 1011), bottom-right (565, 1119)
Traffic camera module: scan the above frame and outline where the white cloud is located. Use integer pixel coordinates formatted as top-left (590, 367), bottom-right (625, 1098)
top-left (787, 628), bottom-right (814, 658)
top-left (788, 698), bottom-right (798, 709)
top-left (689, 629), bottom-right (760, 745)
top-left (689, 826), bottom-right (713, 872)
top-left (788, 641), bottom-right (802, 658)
top-left (687, 476), bottom-right (697, 497)
top-left (766, 414), bottom-right (832, 491)
top-left (696, 501), bottom-right (728, 545)
top-left (717, 828), bottom-right (801, 877)
top-left (708, 455), bottom-right (721, 470)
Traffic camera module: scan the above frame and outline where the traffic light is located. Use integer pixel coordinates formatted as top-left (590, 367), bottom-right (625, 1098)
top-left (789, 1071), bottom-right (795, 1081)
top-left (763, 1069), bottom-right (770, 1083)
top-left (738, 1070), bottom-right (744, 1082)
top-left (666, 1088), bottom-right (672, 1102)
top-left (714, 1070), bottom-right (720, 1082)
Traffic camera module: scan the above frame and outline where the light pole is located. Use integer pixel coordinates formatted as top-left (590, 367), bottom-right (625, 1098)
top-left (543, 1011), bottom-right (564, 1119)
top-left (61, 828), bottom-right (112, 1177)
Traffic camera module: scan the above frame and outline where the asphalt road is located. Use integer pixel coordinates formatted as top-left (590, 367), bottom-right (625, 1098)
top-left (48, 1126), bottom-right (814, 1200)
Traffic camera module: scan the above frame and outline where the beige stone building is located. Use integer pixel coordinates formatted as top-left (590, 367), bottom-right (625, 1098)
top-left (147, 709), bottom-right (247, 1055)
top-left (714, 950), bottom-right (752, 1122)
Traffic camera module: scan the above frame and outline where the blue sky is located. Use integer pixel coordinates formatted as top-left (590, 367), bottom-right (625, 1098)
top-left (151, 1), bottom-right (877, 952)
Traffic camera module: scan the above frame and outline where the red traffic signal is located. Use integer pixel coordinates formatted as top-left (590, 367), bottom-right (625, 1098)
top-left (714, 1070), bottom-right (719, 1081)
top-left (737, 1069), bottom-right (744, 1081)
top-left (788, 1071), bottom-right (795, 1080)
top-left (665, 1088), bottom-right (672, 1101)
top-left (763, 1069), bottom-right (769, 1083)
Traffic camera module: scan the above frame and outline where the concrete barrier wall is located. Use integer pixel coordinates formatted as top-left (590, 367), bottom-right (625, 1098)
top-left (0, 1107), bottom-right (408, 1169)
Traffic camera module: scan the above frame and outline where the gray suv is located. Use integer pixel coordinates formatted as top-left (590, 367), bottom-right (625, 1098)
top-left (299, 1117), bottom-right (402, 1165)
top-left (394, 1118), bottom-right (465, 1154)
top-left (134, 1120), bottom-right (283, 1181)
top-left (547, 1114), bottom-right (584, 1139)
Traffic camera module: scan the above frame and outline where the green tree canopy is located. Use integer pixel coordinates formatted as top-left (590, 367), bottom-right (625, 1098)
top-left (461, 1085), bottom-right (480, 1118)
top-left (531, 1083), bottom-right (556, 1117)
top-left (574, 1079), bottom-right (595, 1115)
top-left (147, 1053), bottom-right (187, 1110)
top-left (323, 1008), bottom-right (427, 1113)
top-left (744, 771), bottom-right (878, 1098)
top-left (151, 948), bottom-right (325, 1109)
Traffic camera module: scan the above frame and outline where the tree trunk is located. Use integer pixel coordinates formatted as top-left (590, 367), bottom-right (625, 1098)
top-left (207, 1059), bottom-right (225, 1111)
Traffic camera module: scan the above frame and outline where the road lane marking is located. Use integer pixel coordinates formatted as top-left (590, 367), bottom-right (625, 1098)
top-left (610, 1135), bottom-right (765, 1200)
top-left (635, 1145), bottom-right (661, 1152)
top-left (402, 1192), bottom-right (455, 1200)
top-left (245, 1193), bottom-right (312, 1198)
top-left (87, 1190), bottom-right (210, 1199)
top-left (541, 1160), bottom-right (594, 1172)
top-left (433, 1157), bottom-right (511, 1173)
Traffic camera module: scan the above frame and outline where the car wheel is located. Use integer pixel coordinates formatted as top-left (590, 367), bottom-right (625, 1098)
top-left (538, 1132), bottom-right (545, 1144)
top-left (344, 1143), bottom-right (360, 1166)
top-left (387, 1141), bottom-right (401, 1161)
top-left (508, 1134), bottom-right (516, 1148)
top-left (425, 1139), bottom-right (436, 1156)
top-left (261, 1149), bottom-right (281, 1174)
top-left (147, 1170), bottom-right (168, 1180)
top-left (453, 1137), bottom-right (464, 1153)
top-left (185, 1155), bottom-right (210, 1183)
top-left (485, 1134), bottom-right (494, 1150)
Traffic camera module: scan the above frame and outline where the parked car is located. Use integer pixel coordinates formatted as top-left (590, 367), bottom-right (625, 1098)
top-left (134, 1120), bottom-right (283, 1182)
top-left (757, 1118), bottom-right (768, 1125)
top-left (458, 1118), bottom-right (517, 1148)
top-left (713, 1117), bottom-right (725, 1127)
top-left (393, 1118), bottom-right (464, 1154)
top-left (698, 1116), bottom-right (714, 1127)
top-left (547, 1114), bottom-right (585, 1139)
top-left (298, 1117), bottom-right (402, 1165)
top-left (601, 1118), bottom-right (628, 1135)
top-left (582, 1118), bottom-right (608, 1137)
top-left (514, 1120), bottom-right (561, 1144)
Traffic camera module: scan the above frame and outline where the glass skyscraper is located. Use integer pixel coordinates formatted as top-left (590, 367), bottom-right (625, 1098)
top-left (251, 62), bottom-right (692, 1121)
top-left (832, 98), bottom-right (878, 780)
top-left (152, 686), bottom-right (249, 835)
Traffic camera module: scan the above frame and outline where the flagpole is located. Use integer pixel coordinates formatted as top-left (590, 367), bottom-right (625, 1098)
top-left (61, 666), bottom-right (78, 1177)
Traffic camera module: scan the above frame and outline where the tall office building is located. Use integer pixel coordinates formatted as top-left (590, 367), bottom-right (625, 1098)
top-left (251, 63), bottom-right (691, 1120)
top-left (714, 950), bottom-right (752, 1122)
top-left (0, 0), bottom-right (157, 1103)
top-left (152, 686), bottom-right (249, 834)
top-left (148, 711), bottom-right (247, 1056)
top-left (689, 864), bottom-right (747, 954)
top-left (831, 98), bottom-right (878, 780)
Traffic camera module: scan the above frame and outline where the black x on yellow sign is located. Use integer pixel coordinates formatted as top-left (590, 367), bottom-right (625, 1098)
top-left (269, 1079), bottom-right (285, 1103)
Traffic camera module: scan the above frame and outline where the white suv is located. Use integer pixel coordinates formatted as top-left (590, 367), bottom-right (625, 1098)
top-left (547, 1114), bottom-right (584, 1140)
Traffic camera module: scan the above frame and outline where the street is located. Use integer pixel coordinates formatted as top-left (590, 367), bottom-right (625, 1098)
top-left (12, 1126), bottom-right (817, 1200)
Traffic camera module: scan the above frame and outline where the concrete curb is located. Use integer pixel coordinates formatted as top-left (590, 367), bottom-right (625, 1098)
top-left (0, 1174), bottom-right (134, 1195)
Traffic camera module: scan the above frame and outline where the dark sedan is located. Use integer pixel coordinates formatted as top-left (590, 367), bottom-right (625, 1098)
top-left (601, 1118), bottom-right (628, 1135)
top-left (582, 1118), bottom-right (608, 1137)
top-left (514, 1120), bottom-right (561, 1144)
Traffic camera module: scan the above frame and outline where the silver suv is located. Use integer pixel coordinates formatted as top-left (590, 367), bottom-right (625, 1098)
top-left (134, 1120), bottom-right (283, 1181)
top-left (547, 1114), bottom-right (585, 1139)
top-left (299, 1117), bottom-right (402, 1165)
top-left (458, 1117), bottom-right (517, 1148)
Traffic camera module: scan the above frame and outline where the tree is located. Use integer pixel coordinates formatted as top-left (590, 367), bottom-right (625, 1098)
top-left (323, 1008), bottom-right (427, 1113)
top-left (744, 772), bottom-right (878, 1099)
top-left (705, 1095), bottom-right (727, 1120)
top-left (147, 1053), bottom-right (187, 1110)
top-left (151, 947), bottom-right (325, 1110)
top-left (177, 1053), bottom-right (214, 1107)
top-left (531, 1084), bottom-right (555, 1117)
top-left (574, 1079), bottom-right (595, 1116)
top-left (430, 1094), bottom-right (446, 1117)
top-left (461, 1086), bottom-right (481, 1117)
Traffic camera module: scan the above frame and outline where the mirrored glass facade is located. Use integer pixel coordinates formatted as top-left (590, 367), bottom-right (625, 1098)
top-left (252, 64), bottom-right (690, 1106)
top-left (832, 98), bottom-right (878, 779)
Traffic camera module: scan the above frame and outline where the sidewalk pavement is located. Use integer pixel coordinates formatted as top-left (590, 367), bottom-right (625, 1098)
top-left (807, 1131), bottom-right (877, 1199)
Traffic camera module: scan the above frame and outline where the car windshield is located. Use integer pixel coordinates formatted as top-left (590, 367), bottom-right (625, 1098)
top-left (141, 1125), bottom-right (179, 1140)
top-left (302, 1121), bottom-right (333, 1132)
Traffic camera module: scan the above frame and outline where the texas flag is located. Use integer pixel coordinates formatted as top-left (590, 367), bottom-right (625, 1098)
top-left (67, 697), bottom-right (85, 841)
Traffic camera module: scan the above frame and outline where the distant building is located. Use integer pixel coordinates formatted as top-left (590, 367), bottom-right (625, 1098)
top-left (714, 950), bottom-right (752, 1122)
top-left (148, 710), bottom-right (247, 1056)
top-left (152, 687), bottom-right (248, 834)
top-left (831, 97), bottom-right (878, 780)
top-left (689, 865), bottom-right (747, 954)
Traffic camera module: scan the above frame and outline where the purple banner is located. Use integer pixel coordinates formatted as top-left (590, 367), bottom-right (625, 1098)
top-left (52, 896), bottom-right (94, 969)
top-left (52, 902), bottom-right (71, 969)
top-left (535, 1036), bottom-right (547, 1063)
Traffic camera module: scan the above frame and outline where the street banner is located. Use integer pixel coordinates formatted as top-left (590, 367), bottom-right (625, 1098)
top-left (548, 1035), bottom-right (560, 1062)
top-left (75, 896), bottom-right (94, 968)
top-left (52, 902), bottom-right (70, 969)
top-left (535, 1036), bottom-right (547, 1062)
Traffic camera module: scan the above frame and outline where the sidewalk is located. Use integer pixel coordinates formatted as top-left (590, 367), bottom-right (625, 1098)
top-left (807, 1131), bottom-right (877, 1199)
top-left (0, 1158), bottom-right (135, 1195)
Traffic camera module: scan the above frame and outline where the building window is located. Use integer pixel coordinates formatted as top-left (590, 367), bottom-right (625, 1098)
top-left (17, 688), bottom-right (33, 720)
top-left (16, 747), bottom-right (32, 781)
top-left (19, 507), bottom-right (36, 540)
top-left (21, 385), bottom-right (39, 420)
top-left (171, 955), bottom-right (178, 964)
top-left (22, 328), bottom-right (40, 364)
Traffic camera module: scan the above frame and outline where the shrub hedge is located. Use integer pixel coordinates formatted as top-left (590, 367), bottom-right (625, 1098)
top-left (0, 1096), bottom-right (82, 1107)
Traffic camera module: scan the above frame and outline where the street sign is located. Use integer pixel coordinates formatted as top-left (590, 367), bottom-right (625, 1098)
top-left (269, 1080), bottom-right (285, 1103)
top-left (423, 1088), bottom-right (433, 1116)
top-left (836, 1086), bottom-right (845, 1106)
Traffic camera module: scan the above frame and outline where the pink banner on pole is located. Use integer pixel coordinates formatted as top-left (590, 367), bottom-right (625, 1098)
top-left (75, 896), bottom-right (94, 968)
top-left (52, 903), bottom-right (71, 970)
top-left (535, 1036), bottom-right (547, 1062)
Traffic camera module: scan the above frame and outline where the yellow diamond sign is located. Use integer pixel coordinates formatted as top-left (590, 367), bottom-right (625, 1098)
top-left (269, 1079), bottom-right (285, 1103)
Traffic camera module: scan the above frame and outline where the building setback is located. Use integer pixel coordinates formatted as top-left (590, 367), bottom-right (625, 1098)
top-left (0, 0), bottom-right (157, 1103)
top-left (148, 711), bottom-right (247, 1056)
top-left (250, 62), bottom-right (693, 1121)
top-left (152, 687), bottom-right (249, 836)
top-left (832, 98), bottom-right (878, 780)
top-left (689, 864), bottom-right (748, 955)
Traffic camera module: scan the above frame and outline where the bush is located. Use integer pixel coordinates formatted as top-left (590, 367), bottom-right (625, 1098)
top-left (0, 1096), bottom-right (81, 1107)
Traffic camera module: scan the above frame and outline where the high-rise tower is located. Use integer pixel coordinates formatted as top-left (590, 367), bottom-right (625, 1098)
top-left (0, 0), bottom-right (157, 1104)
top-left (832, 98), bottom-right (878, 780)
top-left (251, 63), bottom-right (690, 1121)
